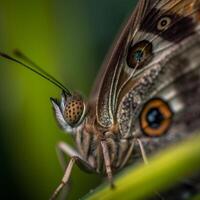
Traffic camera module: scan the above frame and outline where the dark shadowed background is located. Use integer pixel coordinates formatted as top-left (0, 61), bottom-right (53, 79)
top-left (0, 0), bottom-right (137, 199)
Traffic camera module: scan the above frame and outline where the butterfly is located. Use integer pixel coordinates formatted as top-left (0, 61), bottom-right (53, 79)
top-left (1, 0), bottom-right (200, 199)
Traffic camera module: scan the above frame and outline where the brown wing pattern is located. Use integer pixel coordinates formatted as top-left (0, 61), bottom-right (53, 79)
top-left (89, 0), bottom-right (200, 128)
top-left (89, 0), bottom-right (147, 127)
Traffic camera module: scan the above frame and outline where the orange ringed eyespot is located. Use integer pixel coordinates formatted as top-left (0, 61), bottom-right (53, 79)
top-left (139, 98), bottom-right (173, 137)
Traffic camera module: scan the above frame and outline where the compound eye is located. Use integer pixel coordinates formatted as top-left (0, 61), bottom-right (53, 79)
top-left (140, 98), bottom-right (173, 137)
top-left (64, 96), bottom-right (85, 126)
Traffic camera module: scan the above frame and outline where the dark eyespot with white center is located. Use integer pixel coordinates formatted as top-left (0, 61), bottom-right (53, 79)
top-left (157, 16), bottom-right (172, 31)
top-left (127, 40), bottom-right (153, 69)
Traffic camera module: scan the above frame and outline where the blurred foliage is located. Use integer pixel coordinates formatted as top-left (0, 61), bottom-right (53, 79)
top-left (0, 0), bottom-right (136, 200)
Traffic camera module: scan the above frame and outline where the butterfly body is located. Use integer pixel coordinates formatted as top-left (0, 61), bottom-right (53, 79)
top-left (51, 1), bottom-right (200, 179)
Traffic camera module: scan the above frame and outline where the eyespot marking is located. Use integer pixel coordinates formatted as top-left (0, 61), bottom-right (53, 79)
top-left (140, 8), bottom-right (195, 43)
top-left (157, 16), bottom-right (172, 31)
top-left (127, 40), bottom-right (153, 69)
top-left (139, 98), bottom-right (173, 137)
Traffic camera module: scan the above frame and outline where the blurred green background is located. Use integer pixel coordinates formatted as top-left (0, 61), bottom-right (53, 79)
top-left (0, 0), bottom-right (137, 199)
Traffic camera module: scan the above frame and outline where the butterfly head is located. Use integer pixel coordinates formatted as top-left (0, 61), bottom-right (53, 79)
top-left (50, 90), bottom-right (86, 133)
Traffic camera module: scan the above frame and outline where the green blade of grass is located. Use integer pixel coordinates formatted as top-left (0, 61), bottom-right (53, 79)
top-left (83, 133), bottom-right (200, 200)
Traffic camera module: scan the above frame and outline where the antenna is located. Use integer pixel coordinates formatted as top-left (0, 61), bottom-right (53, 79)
top-left (0, 50), bottom-right (71, 96)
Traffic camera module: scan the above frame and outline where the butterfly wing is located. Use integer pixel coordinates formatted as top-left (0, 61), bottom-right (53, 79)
top-left (88, 0), bottom-right (148, 127)
top-left (116, 0), bottom-right (200, 137)
top-left (85, 1), bottom-right (200, 198)
top-left (88, 0), bottom-right (200, 138)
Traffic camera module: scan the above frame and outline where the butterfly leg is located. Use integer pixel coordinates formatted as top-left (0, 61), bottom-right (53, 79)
top-left (137, 139), bottom-right (165, 200)
top-left (56, 141), bottom-right (79, 170)
top-left (49, 141), bottom-right (94, 200)
top-left (137, 138), bottom-right (149, 164)
top-left (101, 140), bottom-right (115, 188)
top-left (119, 139), bottom-right (135, 169)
